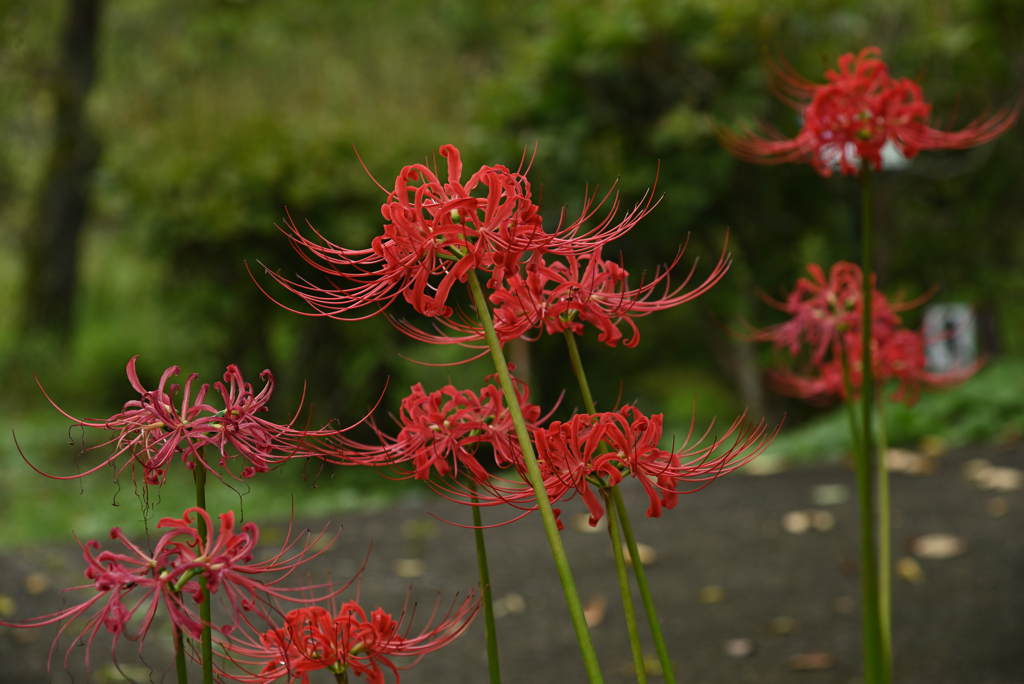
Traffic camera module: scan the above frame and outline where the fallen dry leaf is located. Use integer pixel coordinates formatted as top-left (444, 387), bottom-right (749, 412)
top-left (896, 556), bottom-right (926, 585)
top-left (393, 558), bottom-right (425, 578)
top-left (767, 615), bottom-right (799, 635)
top-left (583, 593), bottom-right (607, 627)
top-left (0, 594), bottom-right (16, 617)
top-left (810, 483), bottom-right (850, 506)
top-left (789, 652), bottom-right (835, 670)
top-left (699, 585), bottom-right (725, 605)
top-left (911, 533), bottom-right (966, 560)
top-left (782, 510), bottom-right (811, 534)
top-left (24, 573), bottom-right (49, 595)
top-left (493, 592), bottom-right (526, 618)
top-left (723, 638), bottom-right (754, 658)
top-left (886, 448), bottom-right (935, 475)
top-left (963, 458), bottom-right (993, 482)
top-left (976, 466), bottom-right (1023, 492)
top-left (622, 542), bottom-right (657, 566)
top-left (572, 512), bottom-right (607, 533)
top-left (811, 510), bottom-right (836, 532)
top-left (918, 434), bottom-right (947, 457)
top-left (987, 496), bottom-right (1009, 518)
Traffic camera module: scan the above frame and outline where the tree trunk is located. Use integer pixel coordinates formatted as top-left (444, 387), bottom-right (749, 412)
top-left (23, 0), bottom-right (102, 340)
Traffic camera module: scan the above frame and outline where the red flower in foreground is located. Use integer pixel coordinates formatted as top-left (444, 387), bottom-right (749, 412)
top-left (396, 239), bottom-right (730, 351)
top-left (758, 262), bottom-right (980, 404)
top-left (719, 47), bottom-right (1017, 176)
top-left (24, 356), bottom-right (346, 486)
top-left (529, 406), bottom-right (775, 526)
top-left (331, 374), bottom-right (549, 483)
top-left (217, 592), bottom-right (479, 684)
top-left (260, 144), bottom-right (658, 321)
top-left (0, 508), bottom-right (338, 674)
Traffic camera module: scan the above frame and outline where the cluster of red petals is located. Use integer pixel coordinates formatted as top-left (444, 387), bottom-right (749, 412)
top-left (758, 262), bottom-right (980, 404)
top-left (330, 374), bottom-right (547, 484)
top-left (28, 356), bottom-right (345, 486)
top-left (719, 46), bottom-right (1018, 176)
top-left (0, 508), bottom-right (338, 674)
top-left (262, 144), bottom-right (665, 325)
top-left (528, 406), bottom-right (774, 527)
top-left (217, 592), bottom-right (479, 684)
top-left (398, 239), bottom-right (730, 351)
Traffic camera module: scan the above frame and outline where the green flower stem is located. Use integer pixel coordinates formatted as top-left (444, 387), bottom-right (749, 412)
top-left (193, 450), bottom-right (214, 684)
top-left (174, 626), bottom-right (189, 684)
top-left (563, 330), bottom-right (598, 414)
top-left (611, 486), bottom-right (675, 684)
top-left (564, 330), bottom-right (677, 684)
top-left (839, 341), bottom-right (863, 459)
top-left (858, 166), bottom-right (887, 684)
top-left (876, 386), bottom-right (892, 668)
top-left (466, 270), bottom-right (605, 684)
top-left (469, 480), bottom-right (502, 684)
top-left (335, 671), bottom-right (349, 684)
top-left (601, 487), bottom-right (647, 684)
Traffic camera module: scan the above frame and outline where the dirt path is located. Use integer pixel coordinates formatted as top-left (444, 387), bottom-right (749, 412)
top-left (2, 442), bottom-right (1021, 683)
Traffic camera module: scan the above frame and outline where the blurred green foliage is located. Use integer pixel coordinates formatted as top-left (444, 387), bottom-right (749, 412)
top-left (1, 0), bottom-right (1022, 535)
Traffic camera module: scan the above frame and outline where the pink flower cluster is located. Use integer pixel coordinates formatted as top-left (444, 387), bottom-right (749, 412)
top-left (27, 356), bottom-right (342, 486)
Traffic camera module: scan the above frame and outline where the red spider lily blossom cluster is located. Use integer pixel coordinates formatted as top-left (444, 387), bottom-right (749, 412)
top-left (396, 239), bottom-right (730, 352)
top-left (757, 262), bottom-right (980, 404)
top-left (261, 144), bottom-right (727, 353)
top-left (216, 592), bottom-right (480, 684)
top-left (0, 508), bottom-right (340, 673)
top-left (25, 356), bottom-right (347, 486)
top-left (334, 374), bottom-right (548, 483)
top-left (718, 47), bottom-right (1018, 176)
top-left (527, 406), bottom-right (775, 527)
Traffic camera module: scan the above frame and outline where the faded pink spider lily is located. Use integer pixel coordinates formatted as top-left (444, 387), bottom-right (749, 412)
top-left (769, 325), bottom-right (981, 406)
top-left (393, 236), bottom-right (730, 352)
top-left (259, 144), bottom-right (660, 322)
top-left (329, 374), bottom-right (550, 484)
top-left (758, 262), bottom-right (979, 404)
top-left (22, 356), bottom-right (350, 486)
top-left (525, 406), bottom-right (776, 527)
top-left (754, 262), bottom-right (907, 368)
top-left (718, 47), bottom-right (1018, 176)
top-left (215, 590), bottom-right (480, 684)
top-left (0, 508), bottom-right (342, 675)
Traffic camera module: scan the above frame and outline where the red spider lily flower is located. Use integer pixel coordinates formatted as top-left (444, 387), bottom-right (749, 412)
top-left (769, 326), bottom-right (981, 406)
top-left (330, 374), bottom-right (549, 484)
top-left (0, 508), bottom-right (341, 675)
top-left (528, 406), bottom-right (776, 527)
top-left (389, 239), bottom-right (730, 352)
top-left (216, 591), bottom-right (480, 684)
top-left (758, 262), bottom-right (979, 404)
top-left (719, 47), bottom-right (1018, 176)
top-left (260, 144), bottom-right (661, 322)
top-left (23, 356), bottom-right (349, 486)
top-left (754, 262), bottom-right (903, 367)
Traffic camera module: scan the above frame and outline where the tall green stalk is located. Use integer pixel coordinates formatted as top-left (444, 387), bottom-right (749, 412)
top-left (193, 450), bottom-right (214, 684)
top-left (563, 330), bottom-right (677, 684)
top-left (601, 487), bottom-right (647, 684)
top-left (466, 270), bottom-right (605, 684)
top-left (174, 626), bottom-right (189, 684)
top-left (876, 387), bottom-right (892, 669)
top-left (857, 167), bottom-right (887, 684)
top-left (469, 480), bottom-right (502, 684)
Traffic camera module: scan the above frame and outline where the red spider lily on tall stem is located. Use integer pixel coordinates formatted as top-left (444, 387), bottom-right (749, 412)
top-left (20, 356), bottom-right (351, 487)
top-left (0, 508), bottom-right (343, 677)
top-left (722, 46), bottom-right (1015, 684)
top-left (215, 589), bottom-right (479, 684)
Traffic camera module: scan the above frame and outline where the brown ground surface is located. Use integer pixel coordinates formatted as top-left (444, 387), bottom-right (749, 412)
top-left (2, 442), bottom-right (1022, 684)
